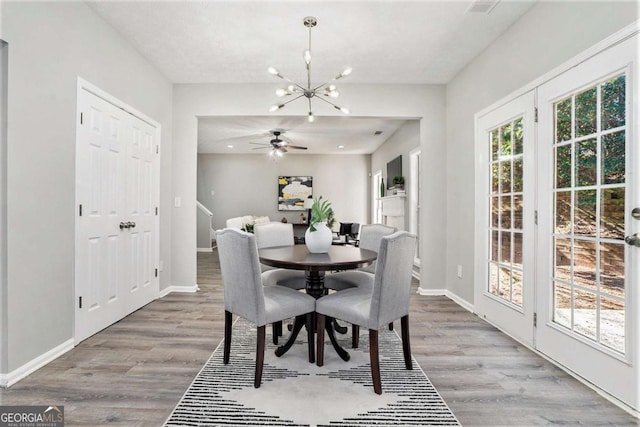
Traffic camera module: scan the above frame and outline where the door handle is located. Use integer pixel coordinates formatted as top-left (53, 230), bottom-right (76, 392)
top-left (625, 233), bottom-right (640, 247)
top-left (128, 221), bottom-right (136, 229)
top-left (120, 222), bottom-right (128, 230)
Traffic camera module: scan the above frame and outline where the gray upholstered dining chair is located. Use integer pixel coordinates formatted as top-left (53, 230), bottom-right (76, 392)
top-left (323, 223), bottom-right (398, 346)
top-left (254, 222), bottom-right (307, 344)
top-left (315, 231), bottom-right (417, 394)
top-left (216, 228), bottom-right (316, 388)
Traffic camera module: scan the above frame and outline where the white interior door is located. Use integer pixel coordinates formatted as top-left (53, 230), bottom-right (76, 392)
top-left (75, 84), bottom-right (159, 343)
top-left (536, 35), bottom-right (638, 410)
top-left (474, 91), bottom-right (536, 347)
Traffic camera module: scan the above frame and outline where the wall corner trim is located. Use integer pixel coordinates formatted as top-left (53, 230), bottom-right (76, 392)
top-left (158, 284), bottom-right (199, 298)
top-left (416, 287), bottom-right (475, 313)
top-left (0, 338), bottom-right (74, 388)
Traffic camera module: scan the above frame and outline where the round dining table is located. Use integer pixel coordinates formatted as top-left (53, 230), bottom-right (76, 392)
top-left (259, 244), bottom-right (377, 361)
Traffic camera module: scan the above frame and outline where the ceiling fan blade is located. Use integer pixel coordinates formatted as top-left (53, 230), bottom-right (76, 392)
top-left (252, 146), bottom-right (270, 150)
top-left (249, 142), bottom-right (270, 146)
top-left (279, 147), bottom-right (288, 153)
top-left (286, 145), bottom-right (308, 150)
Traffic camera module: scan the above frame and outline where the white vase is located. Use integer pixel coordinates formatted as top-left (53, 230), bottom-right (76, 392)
top-left (305, 222), bottom-right (333, 253)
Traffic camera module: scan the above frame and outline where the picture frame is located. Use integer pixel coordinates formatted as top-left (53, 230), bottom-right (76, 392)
top-left (278, 176), bottom-right (312, 211)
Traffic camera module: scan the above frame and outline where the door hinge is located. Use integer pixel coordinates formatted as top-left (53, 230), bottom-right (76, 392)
top-left (155, 207), bottom-right (158, 216)
top-left (533, 312), bottom-right (537, 327)
top-left (155, 268), bottom-right (158, 277)
top-left (534, 107), bottom-right (538, 123)
top-left (534, 210), bottom-right (538, 225)
top-left (79, 296), bottom-right (83, 309)
top-left (80, 112), bottom-right (84, 125)
top-left (156, 145), bottom-right (159, 154)
top-left (79, 204), bottom-right (83, 216)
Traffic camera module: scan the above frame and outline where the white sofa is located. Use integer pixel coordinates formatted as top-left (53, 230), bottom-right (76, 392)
top-left (225, 215), bottom-right (271, 230)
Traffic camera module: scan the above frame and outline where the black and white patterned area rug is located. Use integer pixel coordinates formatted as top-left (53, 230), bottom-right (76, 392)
top-left (165, 317), bottom-right (459, 427)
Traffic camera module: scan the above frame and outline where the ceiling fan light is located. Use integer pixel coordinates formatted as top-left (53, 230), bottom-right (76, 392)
top-left (276, 149), bottom-right (283, 157)
top-left (303, 49), bottom-right (312, 65)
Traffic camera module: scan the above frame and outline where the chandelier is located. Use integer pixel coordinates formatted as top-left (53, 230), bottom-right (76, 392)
top-left (268, 16), bottom-right (351, 123)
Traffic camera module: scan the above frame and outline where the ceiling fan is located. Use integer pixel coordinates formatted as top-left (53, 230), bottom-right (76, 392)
top-left (250, 131), bottom-right (308, 156)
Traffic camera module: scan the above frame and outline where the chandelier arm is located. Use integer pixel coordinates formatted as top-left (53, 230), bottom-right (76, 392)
top-left (276, 73), bottom-right (307, 92)
top-left (312, 80), bottom-right (335, 92)
top-left (280, 94), bottom-right (306, 107)
top-left (314, 95), bottom-right (344, 110)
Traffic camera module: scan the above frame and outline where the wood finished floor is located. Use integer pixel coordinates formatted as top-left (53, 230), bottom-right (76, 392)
top-left (0, 250), bottom-right (636, 426)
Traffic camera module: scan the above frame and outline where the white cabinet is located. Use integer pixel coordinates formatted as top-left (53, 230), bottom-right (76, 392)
top-left (381, 195), bottom-right (405, 230)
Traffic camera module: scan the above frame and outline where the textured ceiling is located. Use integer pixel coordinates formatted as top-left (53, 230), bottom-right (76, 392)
top-left (87, 0), bottom-right (537, 153)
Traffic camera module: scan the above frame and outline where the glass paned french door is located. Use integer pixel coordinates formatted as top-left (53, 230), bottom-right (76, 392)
top-left (551, 73), bottom-right (626, 354)
top-left (536, 33), bottom-right (638, 410)
top-left (489, 117), bottom-right (525, 307)
top-left (474, 90), bottom-right (535, 347)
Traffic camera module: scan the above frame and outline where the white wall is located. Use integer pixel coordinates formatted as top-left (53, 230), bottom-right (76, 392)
top-left (198, 153), bottom-right (370, 231)
top-left (371, 120), bottom-right (420, 230)
top-left (173, 83), bottom-right (446, 290)
top-left (1, 2), bottom-right (172, 373)
top-left (445, 1), bottom-right (639, 304)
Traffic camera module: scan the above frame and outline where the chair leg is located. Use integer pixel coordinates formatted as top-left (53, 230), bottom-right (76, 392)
top-left (352, 324), bottom-right (360, 348)
top-left (401, 315), bottom-right (412, 370)
top-left (254, 325), bottom-right (266, 388)
top-left (369, 329), bottom-right (382, 394)
top-left (272, 321), bottom-right (282, 345)
top-left (316, 313), bottom-right (325, 367)
top-left (224, 310), bottom-right (232, 365)
top-left (306, 313), bottom-right (315, 364)
top-left (388, 322), bottom-right (393, 331)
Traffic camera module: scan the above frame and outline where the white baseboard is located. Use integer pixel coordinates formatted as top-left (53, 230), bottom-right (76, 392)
top-left (158, 284), bottom-right (200, 298)
top-left (197, 247), bottom-right (212, 253)
top-left (416, 287), bottom-right (475, 313)
top-left (0, 338), bottom-right (74, 388)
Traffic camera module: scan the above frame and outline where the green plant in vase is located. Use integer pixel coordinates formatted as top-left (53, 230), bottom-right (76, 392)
top-left (392, 176), bottom-right (405, 188)
top-left (309, 196), bottom-right (333, 232)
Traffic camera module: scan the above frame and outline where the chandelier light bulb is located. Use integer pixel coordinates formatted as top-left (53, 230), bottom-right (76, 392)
top-left (328, 84), bottom-right (337, 91)
top-left (303, 49), bottom-right (312, 65)
top-left (329, 90), bottom-right (339, 98)
top-left (308, 112), bottom-right (315, 123)
top-left (269, 104), bottom-right (284, 112)
top-left (287, 85), bottom-right (296, 92)
top-left (342, 67), bottom-right (352, 76)
top-left (275, 88), bottom-right (288, 97)
top-left (267, 67), bottom-right (279, 76)
top-left (340, 107), bottom-right (350, 114)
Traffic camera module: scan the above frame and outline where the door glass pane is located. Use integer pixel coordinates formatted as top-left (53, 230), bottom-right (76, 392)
top-left (555, 97), bottom-right (572, 142)
top-left (601, 188), bottom-right (625, 240)
top-left (555, 144), bottom-right (572, 188)
top-left (487, 116), bottom-right (525, 307)
top-left (575, 87), bottom-right (597, 137)
top-left (601, 75), bottom-right (625, 130)
top-left (575, 138), bottom-right (597, 187)
top-left (602, 131), bottom-right (625, 184)
top-left (551, 73), bottom-right (627, 354)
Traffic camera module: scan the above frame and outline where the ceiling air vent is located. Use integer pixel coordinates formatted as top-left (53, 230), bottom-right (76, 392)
top-left (466, 0), bottom-right (500, 14)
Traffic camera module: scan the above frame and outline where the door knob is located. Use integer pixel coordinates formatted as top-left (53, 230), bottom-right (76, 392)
top-left (120, 222), bottom-right (128, 230)
top-left (128, 221), bottom-right (136, 229)
top-left (625, 233), bottom-right (640, 247)
top-left (632, 208), bottom-right (640, 220)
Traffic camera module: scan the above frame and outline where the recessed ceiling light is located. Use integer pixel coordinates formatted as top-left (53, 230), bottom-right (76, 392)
top-left (227, 144), bottom-right (234, 148)
top-left (337, 145), bottom-right (345, 149)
